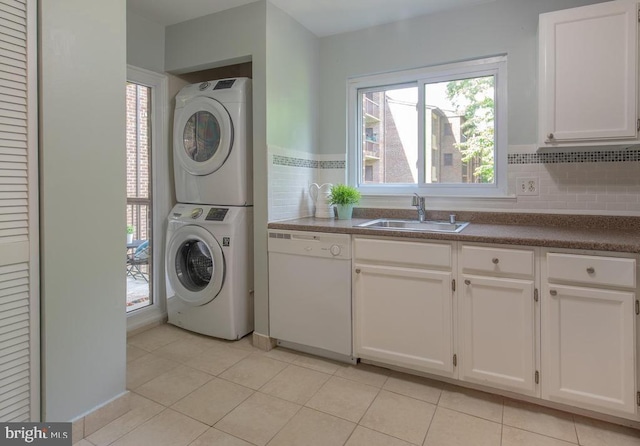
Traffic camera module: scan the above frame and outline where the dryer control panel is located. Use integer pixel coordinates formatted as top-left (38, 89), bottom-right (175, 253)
top-left (214, 79), bottom-right (236, 90)
top-left (205, 208), bottom-right (229, 221)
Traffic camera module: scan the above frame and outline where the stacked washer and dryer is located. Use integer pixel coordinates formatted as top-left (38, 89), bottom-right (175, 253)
top-left (166, 78), bottom-right (254, 340)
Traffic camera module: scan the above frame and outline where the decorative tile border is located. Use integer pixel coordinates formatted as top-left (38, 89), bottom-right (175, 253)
top-left (508, 149), bottom-right (640, 164)
top-left (275, 150), bottom-right (640, 168)
top-left (273, 154), bottom-right (345, 169)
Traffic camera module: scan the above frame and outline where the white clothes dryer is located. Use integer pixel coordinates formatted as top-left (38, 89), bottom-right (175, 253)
top-left (166, 203), bottom-right (253, 339)
top-left (173, 78), bottom-right (252, 206)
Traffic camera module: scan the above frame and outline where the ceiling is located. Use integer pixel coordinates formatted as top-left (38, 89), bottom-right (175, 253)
top-left (126, 0), bottom-right (495, 37)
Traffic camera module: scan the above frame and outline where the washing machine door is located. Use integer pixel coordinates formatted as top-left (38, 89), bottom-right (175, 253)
top-left (167, 225), bottom-right (225, 306)
top-left (174, 97), bottom-right (234, 176)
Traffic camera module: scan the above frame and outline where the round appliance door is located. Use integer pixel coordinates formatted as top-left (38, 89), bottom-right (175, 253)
top-left (174, 97), bottom-right (234, 176)
top-left (167, 225), bottom-right (225, 306)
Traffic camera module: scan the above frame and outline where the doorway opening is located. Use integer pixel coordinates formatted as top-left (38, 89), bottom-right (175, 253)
top-left (126, 82), bottom-right (153, 312)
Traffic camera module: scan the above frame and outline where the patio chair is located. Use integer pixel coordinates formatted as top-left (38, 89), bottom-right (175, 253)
top-left (127, 240), bottom-right (149, 283)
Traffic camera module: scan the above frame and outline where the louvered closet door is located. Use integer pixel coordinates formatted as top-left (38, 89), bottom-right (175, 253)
top-left (0, 0), bottom-right (38, 422)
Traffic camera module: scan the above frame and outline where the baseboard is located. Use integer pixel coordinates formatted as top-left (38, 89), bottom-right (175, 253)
top-left (252, 332), bottom-right (277, 351)
top-left (126, 306), bottom-right (167, 336)
top-left (71, 391), bottom-right (130, 444)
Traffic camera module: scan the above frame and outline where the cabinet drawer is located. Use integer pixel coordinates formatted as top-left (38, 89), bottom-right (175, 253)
top-left (546, 253), bottom-right (636, 288)
top-left (354, 238), bottom-right (451, 269)
top-left (461, 245), bottom-right (534, 277)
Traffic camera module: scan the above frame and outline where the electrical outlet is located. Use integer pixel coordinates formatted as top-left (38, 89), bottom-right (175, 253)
top-left (517, 177), bottom-right (539, 196)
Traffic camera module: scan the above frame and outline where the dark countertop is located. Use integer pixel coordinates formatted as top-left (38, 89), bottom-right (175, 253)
top-left (267, 211), bottom-right (640, 253)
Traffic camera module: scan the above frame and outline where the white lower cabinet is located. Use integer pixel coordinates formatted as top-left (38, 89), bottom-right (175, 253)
top-left (458, 244), bottom-right (538, 395)
top-left (353, 237), bottom-right (455, 378)
top-left (460, 274), bottom-right (536, 395)
top-left (542, 250), bottom-right (638, 417)
top-left (351, 237), bottom-right (639, 420)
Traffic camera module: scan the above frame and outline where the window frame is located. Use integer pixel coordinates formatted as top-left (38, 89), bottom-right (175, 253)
top-left (347, 56), bottom-right (508, 197)
top-left (126, 65), bottom-right (169, 332)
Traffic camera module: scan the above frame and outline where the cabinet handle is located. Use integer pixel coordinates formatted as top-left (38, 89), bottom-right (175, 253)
top-left (355, 268), bottom-right (361, 274)
top-left (547, 132), bottom-right (554, 140)
top-left (550, 289), bottom-right (557, 296)
top-left (464, 279), bottom-right (471, 285)
top-left (492, 258), bottom-right (499, 264)
top-left (586, 267), bottom-right (595, 274)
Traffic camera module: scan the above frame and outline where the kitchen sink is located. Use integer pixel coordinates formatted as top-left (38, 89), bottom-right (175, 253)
top-left (354, 218), bottom-right (469, 233)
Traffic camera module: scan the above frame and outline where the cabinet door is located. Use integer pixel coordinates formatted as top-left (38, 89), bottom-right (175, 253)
top-left (459, 275), bottom-right (536, 396)
top-left (354, 264), bottom-right (454, 378)
top-left (539, 1), bottom-right (638, 143)
top-left (542, 284), bottom-right (636, 416)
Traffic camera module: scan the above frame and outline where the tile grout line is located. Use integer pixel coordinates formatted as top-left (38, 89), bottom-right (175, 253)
top-left (499, 401), bottom-right (504, 446)
top-left (502, 424), bottom-right (580, 445)
top-left (420, 406), bottom-right (436, 446)
top-left (572, 414), bottom-right (582, 446)
top-left (250, 401), bottom-right (304, 446)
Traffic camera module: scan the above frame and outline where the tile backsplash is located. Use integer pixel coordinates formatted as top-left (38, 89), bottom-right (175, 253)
top-left (505, 158), bottom-right (640, 213)
top-left (268, 146), bottom-right (345, 221)
top-left (268, 145), bottom-right (640, 220)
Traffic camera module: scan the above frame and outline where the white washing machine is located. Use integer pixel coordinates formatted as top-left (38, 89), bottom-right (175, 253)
top-left (166, 203), bottom-right (253, 339)
top-left (173, 77), bottom-right (252, 206)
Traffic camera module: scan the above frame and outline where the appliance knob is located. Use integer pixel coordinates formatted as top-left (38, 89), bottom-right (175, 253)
top-left (329, 244), bottom-right (341, 256)
top-left (191, 208), bottom-right (203, 219)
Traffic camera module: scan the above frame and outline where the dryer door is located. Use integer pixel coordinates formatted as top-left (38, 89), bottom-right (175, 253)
top-left (167, 225), bottom-right (225, 306)
top-left (174, 97), bottom-right (234, 176)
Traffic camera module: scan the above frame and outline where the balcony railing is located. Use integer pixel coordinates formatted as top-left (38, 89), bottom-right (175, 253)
top-left (363, 140), bottom-right (380, 159)
top-left (364, 97), bottom-right (380, 119)
top-left (126, 199), bottom-right (151, 312)
top-left (127, 199), bottom-right (151, 242)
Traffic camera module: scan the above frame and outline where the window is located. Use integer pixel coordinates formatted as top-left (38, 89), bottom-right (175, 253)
top-left (348, 56), bottom-right (507, 196)
top-left (444, 153), bottom-right (453, 166)
top-left (126, 82), bottom-right (153, 312)
top-left (126, 65), bottom-right (169, 329)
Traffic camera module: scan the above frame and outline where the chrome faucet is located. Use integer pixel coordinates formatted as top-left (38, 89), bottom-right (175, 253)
top-left (412, 193), bottom-right (426, 222)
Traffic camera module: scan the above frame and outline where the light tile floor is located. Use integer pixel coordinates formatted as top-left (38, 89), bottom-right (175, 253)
top-left (76, 324), bottom-right (640, 446)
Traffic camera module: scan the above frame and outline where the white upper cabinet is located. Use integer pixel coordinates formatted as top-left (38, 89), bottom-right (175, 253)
top-left (539, 1), bottom-right (639, 147)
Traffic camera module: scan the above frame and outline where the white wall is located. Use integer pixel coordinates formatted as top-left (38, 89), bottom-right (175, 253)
top-left (318, 0), bottom-right (605, 155)
top-left (266, 2), bottom-right (319, 153)
top-left (265, 3), bottom-right (321, 220)
top-left (164, 1), bottom-right (324, 334)
top-left (165, 2), bottom-right (265, 74)
top-left (127, 10), bottom-right (165, 73)
top-left (165, 1), bottom-right (270, 335)
top-left (315, 0), bottom-right (640, 216)
top-left (40, 0), bottom-right (127, 420)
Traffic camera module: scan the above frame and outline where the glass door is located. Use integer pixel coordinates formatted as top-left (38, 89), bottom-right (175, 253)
top-left (126, 82), bottom-right (153, 312)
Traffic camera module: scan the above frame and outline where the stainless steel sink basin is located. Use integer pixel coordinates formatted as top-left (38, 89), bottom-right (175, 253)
top-left (355, 218), bottom-right (469, 233)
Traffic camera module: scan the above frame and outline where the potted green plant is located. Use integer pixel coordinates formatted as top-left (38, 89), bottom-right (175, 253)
top-left (328, 184), bottom-right (361, 220)
top-left (126, 225), bottom-right (135, 244)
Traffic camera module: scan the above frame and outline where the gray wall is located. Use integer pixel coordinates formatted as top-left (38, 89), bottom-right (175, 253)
top-left (127, 10), bottom-right (165, 73)
top-left (40, 0), bottom-right (127, 420)
top-left (318, 0), bottom-right (605, 155)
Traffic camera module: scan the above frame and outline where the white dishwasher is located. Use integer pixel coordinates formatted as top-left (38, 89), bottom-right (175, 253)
top-left (268, 229), bottom-right (354, 362)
